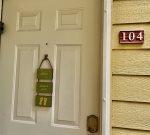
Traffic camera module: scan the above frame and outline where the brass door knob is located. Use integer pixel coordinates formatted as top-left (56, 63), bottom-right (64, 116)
top-left (87, 115), bottom-right (99, 133)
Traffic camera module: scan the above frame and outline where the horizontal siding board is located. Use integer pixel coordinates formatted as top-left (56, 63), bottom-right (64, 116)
top-left (112, 24), bottom-right (150, 49)
top-left (112, 75), bottom-right (150, 103)
top-left (113, 1), bottom-right (150, 24)
top-left (112, 101), bottom-right (150, 130)
top-left (112, 50), bottom-right (150, 75)
top-left (112, 128), bottom-right (150, 135)
top-left (112, 0), bottom-right (150, 133)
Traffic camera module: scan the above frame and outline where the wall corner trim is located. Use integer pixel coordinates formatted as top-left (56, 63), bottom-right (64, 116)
top-left (102, 0), bottom-right (112, 134)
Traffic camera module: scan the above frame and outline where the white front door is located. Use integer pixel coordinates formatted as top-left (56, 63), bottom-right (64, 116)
top-left (0, 0), bottom-right (101, 135)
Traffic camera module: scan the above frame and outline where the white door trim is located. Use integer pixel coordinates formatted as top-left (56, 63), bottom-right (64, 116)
top-left (0, 0), bottom-right (2, 21)
top-left (102, 0), bottom-right (112, 134)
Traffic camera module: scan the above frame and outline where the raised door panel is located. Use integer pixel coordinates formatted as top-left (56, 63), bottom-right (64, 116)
top-left (12, 44), bottom-right (39, 124)
top-left (52, 45), bottom-right (80, 128)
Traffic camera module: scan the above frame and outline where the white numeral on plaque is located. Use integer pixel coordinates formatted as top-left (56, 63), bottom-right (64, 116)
top-left (137, 32), bottom-right (144, 41)
top-left (122, 32), bottom-right (126, 41)
top-left (129, 32), bottom-right (135, 41)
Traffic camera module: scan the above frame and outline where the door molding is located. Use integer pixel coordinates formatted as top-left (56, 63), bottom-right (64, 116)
top-left (102, 0), bottom-right (112, 135)
top-left (0, 0), bottom-right (2, 21)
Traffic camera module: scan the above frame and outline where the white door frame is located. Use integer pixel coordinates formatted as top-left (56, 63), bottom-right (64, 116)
top-left (102, 0), bottom-right (112, 134)
top-left (0, 0), bottom-right (112, 134)
top-left (0, 0), bottom-right (2, 21)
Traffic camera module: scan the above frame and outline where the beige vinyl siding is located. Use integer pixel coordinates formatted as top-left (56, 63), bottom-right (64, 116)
top-left (112, 101), bottom-right (150, 130)
top-left (112, 0), bottom-right (150, 134)
top-left (112, 75), bottom-right (150, 102)
top-left (112, 50), bottom-right (150, 75)
top-left (112, 0), bottom-right (150, 24)
top-left (112, 128), bottom-right (150, 135)
top-left (112, 24), bottom-right (150, 49)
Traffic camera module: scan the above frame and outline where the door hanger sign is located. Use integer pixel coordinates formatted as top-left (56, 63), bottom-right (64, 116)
top-left (35, 54), bottom-right (53, 107)
top-left (119, 30), bottom-right (144, 44)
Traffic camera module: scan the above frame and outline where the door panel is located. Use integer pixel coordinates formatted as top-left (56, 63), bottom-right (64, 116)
top-left (12, 45), bottom-right (38, 123)
top-left (0, 0), bottom-right (101, 135)
top-left (53, 45), bottom-right (80, 127)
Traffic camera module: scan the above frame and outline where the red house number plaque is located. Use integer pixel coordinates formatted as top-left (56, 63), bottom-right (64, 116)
top-left (119, 30), bottom-right (144, 44)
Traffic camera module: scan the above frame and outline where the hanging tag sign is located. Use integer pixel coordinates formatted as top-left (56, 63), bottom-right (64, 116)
top-left (35, 54), bottom-right (53, 108)
top-left (37, 69), bottom-right (53, 80)
top-left (36, 82), bottom-right (53, 94)
top-left (35, 95), bottom-right (52, 107)
top-left (119, 30), bottom-right (144, 44)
